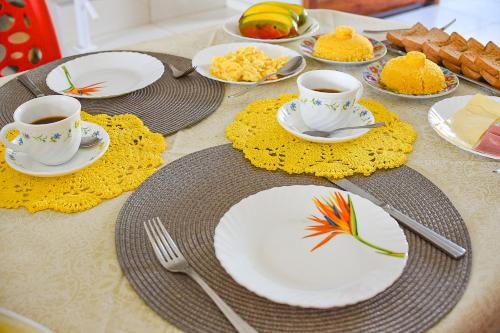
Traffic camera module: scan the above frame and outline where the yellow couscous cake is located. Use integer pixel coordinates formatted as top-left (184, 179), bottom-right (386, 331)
top-left (313, 26), bottom-right (374, 62)
top-left (380, 51), bottom-right (446, 95)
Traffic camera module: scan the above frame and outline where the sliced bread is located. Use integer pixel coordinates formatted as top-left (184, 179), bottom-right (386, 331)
top-left (475, 42), bottom-right (500, 77)
top-left (387, 23), bottom-right (428, 48)
top-left (443, 59), bottom-right (461, 73)
top-left (461, 64), bottom-right (482, 80)
top-left (402, 28), bottom-right (449, 52)
top-left (460, 38), bottom-right (485, 72)
top-left (439, 32), bottom-right (468, 66)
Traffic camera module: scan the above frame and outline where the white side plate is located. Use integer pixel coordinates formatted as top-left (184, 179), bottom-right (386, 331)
top-left (300, 35), bottom-right (387, 66)
top-left (214, 185), bottom-right (408, 308)
top-left (46, 52), bottom-right (164, 99)
top-left (0, 307), bottom-right (53, 333)
top-left (192, 42), bottom-right (305, 85)
top-left (428, 94), bottom-right (500, 160)
top-left (362, 60), bottom-right (459, 99)
top-left (223, 16), bottom-right (320, 44)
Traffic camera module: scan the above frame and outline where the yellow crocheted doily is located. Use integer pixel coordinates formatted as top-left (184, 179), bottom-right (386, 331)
top-left (226, 94), bottom-right (416, 179)
top-left (0, 112), bottom-right (166, 213)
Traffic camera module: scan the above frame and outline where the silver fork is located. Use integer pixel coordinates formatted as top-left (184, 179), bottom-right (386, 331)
top-left (168, 63), bottom-right (197, 79)
top-left (144, 217), bottom-right (258, 333)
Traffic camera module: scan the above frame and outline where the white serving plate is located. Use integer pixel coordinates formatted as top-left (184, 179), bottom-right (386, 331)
top-left (214, 185), bottom-right (408, 308)
top-left (428, 94), bottom-right (500, 160)
top-left (277, 99), bottom-right (375, 143)
top-left (46, 51), bottom-right (164, 99)
top-left (299, 35), bottom-right (387, 66)
top-left (222, 15), bottom-right (319, 44)
top-left (362, 60), bottom-right (459, 99)
top-left (191, 42), bottom-right (306, 85)
top-left (5, 121), bottom-right (110, 176)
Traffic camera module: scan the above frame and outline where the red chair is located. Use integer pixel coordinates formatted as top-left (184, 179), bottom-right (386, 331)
top-left (0, 0), bottom-right (61, 76)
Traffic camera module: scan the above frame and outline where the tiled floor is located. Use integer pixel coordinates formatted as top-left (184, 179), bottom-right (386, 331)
top-left (388, 0), bottom-right (499, 44)
top-left (93, 0), bottom-right (499, 52)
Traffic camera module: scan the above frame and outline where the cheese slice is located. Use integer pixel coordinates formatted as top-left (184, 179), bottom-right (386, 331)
top-left (450, 94), bottom-right (500, 146)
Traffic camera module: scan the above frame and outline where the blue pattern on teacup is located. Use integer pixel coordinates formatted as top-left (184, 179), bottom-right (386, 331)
top-left (17, 137), bottom-right (23, 145)
top-left (300, 97), bottom-right (344, 112)
top-left (290, 102), bottom-right (297, 111)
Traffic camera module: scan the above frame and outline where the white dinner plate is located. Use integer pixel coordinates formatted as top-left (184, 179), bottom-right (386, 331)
top-left (277, 99), bottom-right (375, 143)
top-left (222, 15), bottom-right (319, 44)
top-left (191, 42), bottom-right (306, 85)
top-left (214, 185), bottom-right (408, 308)
top-left (428, 95), bottom-right (500, 160)
top-left (5, 121), bottom-right (110, 176)
top-left (299, 35), bottom-right (387, 66)
top-left (0, 307), bottom-right (53, 333)
top-left (46, 52), bottom-right (164, 99)
top-left (362, 60), bottom-right (459, 99)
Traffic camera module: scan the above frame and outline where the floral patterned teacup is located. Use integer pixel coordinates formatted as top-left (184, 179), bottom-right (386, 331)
top-left (297, 70), bottom-right (363, 132)
top-left (0, 95), bottom-right (82, 165)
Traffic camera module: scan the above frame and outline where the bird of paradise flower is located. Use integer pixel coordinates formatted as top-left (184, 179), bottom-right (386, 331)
top-left (62, 65), bottom-right (104, 96)
top-left (304, 192), bottom-right (406, 258)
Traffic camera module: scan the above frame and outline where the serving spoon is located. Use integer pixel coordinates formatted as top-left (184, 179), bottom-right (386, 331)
top-left (363, 18), bottom-right (456, 33)
top-left (303, 122), bottom-right (386, 138)
top-left (227, 56), bottom-right (304, 98)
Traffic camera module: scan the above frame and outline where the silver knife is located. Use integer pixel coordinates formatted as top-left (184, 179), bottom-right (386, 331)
top-left (331, 178), bottom-right (466, 259)
top-left (18, 75), bottom-right (45, 98)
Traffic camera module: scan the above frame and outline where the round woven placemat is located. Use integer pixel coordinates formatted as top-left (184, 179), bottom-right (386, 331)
top-left (116, 144), bottom-right (471, 333)
top-left (0, 51), bottom-right (224, 135)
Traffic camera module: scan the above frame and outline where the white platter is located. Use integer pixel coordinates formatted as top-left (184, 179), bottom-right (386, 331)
top-left (191, 42), bottom-right (306, 85)
top-left (299, 35), bottom-right (387, 66)
top-left (5, 121), bottom-right (110, 176)
top-left (46, 51), bottom-right (164, 99)
top-left (222, 16), bottom-right (319, 44)
top-left (214, 185), bottom-right (408, 308)
top-left (277, 99), bottom-right (375, 143)
top-left (428, 94), bottom-right (500, 160)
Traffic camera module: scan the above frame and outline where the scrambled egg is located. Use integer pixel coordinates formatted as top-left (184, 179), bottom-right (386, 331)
top-left (210, 46), bottom-right (288, 82)
top-left (380, 51), bottom-right (445, 95)
top-left (313, 26), bottom-right (374, 62)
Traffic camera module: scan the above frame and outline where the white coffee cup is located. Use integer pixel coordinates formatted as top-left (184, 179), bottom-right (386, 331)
top-left (0, 95), bottom-right (82, 165)
top-left (298, 70), bottom-right (363, 132)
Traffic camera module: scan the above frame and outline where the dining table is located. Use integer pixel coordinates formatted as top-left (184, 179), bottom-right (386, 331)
top-left (0, 8), bottom-right (499, 333)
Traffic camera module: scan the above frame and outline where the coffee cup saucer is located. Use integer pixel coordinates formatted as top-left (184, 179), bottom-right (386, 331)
top-left (5, 121), bottom-right (110, 177)
top-left (277, 99), bottom-right (375, 143)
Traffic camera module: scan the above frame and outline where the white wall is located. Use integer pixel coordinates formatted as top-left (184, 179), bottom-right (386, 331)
top-left (46, 0), bottom-right (226, 55)
top-left (150, 0), bottom-right (226, 22)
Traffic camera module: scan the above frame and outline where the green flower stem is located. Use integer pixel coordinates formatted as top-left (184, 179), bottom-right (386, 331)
top-left (354, 235), bottom-right (406, 258)
top-left (62, 66), bottom-right (75, 89)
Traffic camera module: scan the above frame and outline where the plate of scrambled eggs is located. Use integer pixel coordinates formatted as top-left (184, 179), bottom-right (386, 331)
top-left (300, 26), bottom-right (387, 65)
top-left (362, 52), bottom-right (459, 99)
top-left (192, 43), bottom-right (306, 85)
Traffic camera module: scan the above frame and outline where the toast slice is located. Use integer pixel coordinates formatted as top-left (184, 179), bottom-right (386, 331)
top-left (402, 28), bottom-right (449, 52)
top-left (425, 51), bottom-right (442, 64)
top-left (387, 23), bottom-right (428, 48)
top-left (439, 32), bottom-right (468, 66)
top-left (423, 41), bottom-right (444, 63)
top-left (443, 59), bottom-right (461, 73)
top-left (461, 64), bottom-right (482, 80)
top-left (475, 42), bottom-right (500, 77)
top-left (480, 69), bottom-right (500, 89)
top-left (460, 38), bottom-right (485, 72)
